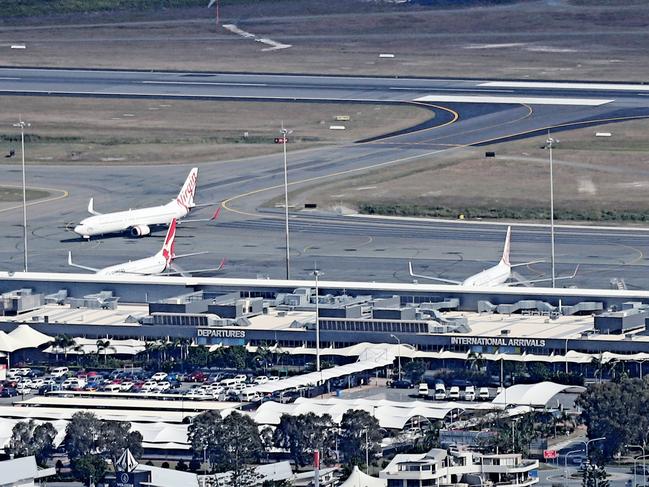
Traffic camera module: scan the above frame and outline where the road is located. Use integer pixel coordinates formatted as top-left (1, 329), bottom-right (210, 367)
top-left (2, 68), bottom-right (649, 288)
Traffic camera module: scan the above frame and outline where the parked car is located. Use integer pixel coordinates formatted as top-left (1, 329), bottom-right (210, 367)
top-left (16, 382), bottom-right (33, 394)
top-left (389, 379), bottom-right (414, 389)
top-left (418, 383), bottom-right (429, 397)
top-left (254, 376), bottom-right (269, 385)
top-left (434, 383), bottom-right (447, 400)
top-left (238, 389), bottom-right (261, 402)
top-left (151, 372), bottom-right (168, 382)
top-left (50, 367), bottom-right (69, 378)
top-left (1, 387), bottom-right (18, 397)
top-left (448, 386), bottom-right (461, 400)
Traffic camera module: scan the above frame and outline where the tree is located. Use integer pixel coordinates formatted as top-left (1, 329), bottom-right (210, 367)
top-left (8, 420), bottom-right (57, 467)
top-left (582, 463), bottom-right (610, 487)
top-left (64, 412), bottom-right (102, 461)
top-left (71, 454), bottom-right (107, 486)
top-left (220, 411), bottom-right (264, 485)
top-left (187, 410), bottom-right (223, 469)
top-left (53, 334), bottom-right (76, 361)
top-left (403, 360), bottom-right (426, 383)
top-left (273, 413), bottom-right (337, 467)
top-left (577, 378), bottom-right (649, 461)
top-left (338, 410), bottom-right (384, 468)
top-left (96, 339), bottom-right (114, 364)
top-left (98, 421), bottom-right (143, 465)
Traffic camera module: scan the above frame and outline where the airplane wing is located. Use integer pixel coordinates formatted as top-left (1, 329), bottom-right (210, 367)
top-left (163, 258), bottom-right (226, 276)
top-left (179, 207), bottom-right (221, 224)
top-left (67, 251), bottom-right (100, 273)
top-left (408, 261), bottom-right (462, 285)
top-left (510, 259), bottom-right (544, 268)
top-left (509, 265), bottom-right (580, 287)
top-left (173, 251), bottom-right (210, 259)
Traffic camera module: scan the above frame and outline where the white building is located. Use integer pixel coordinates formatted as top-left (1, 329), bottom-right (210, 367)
top-left (0, 456), bottom-right (56, 487)
top-left (380, 448), bottom-right (539, 487)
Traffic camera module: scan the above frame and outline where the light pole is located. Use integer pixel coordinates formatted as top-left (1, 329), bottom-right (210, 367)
top-left (565, 449), bottom-right (583, 481)
top-left (390, 334), bottom-right (401, 381)
top-left (583, 437), bottom-right (606, 461)
top-left (365, 428), bottom-right (369, 473)
top-left (281, 125), bottom-right (291, 279)
top-left (627, 445), bottom-right (646, 487)
top-left (312, 268), bottom-right (322, 372)
top-left (547, 134), bottom-right (556, 288)
top-left (13, 119), bottom-right (30, 272)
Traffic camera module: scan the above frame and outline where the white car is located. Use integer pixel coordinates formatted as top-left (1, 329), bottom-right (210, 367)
top-left (254, 376), bottom-right (269, 385)
top-left (208, 385), bottom-right (225, 395)
top-left (479, 387), bottom-right (490, 401)
top-left (18, 368), bottom-right (32, 377)
top-left (418, 383), bottom-right (429, 397)
top-left (119, 381), bottom-right (135, 392)
top-left (103, 383), bottom-right (122, 393)
top-left (184, 389), bottom-right (210, 400)
top-left (50, 367), bottom-right (69, 378)
top-left (434, 384), bottom-right (446, 400)
top-left (151, 372), bottom-right (167, 381)
top-left (61, 378), bottom-right (83, 390)
top-left (30, 378), bottom-right (46, 389)
top-left (238, 389), bottom-right (261, 402)
top-left (448, 386), bottom-right (461, 400)
top-left (233, 374), bottom-right (248, 384)
top-left (268, 376), bottom-right (280, 382)
top-left (153, 381), bottom-right (171, 392)
top-left (140, 380), bottom-right (158, 392)
top-left (16, 382), bottom-right (32, 394)
top-left (7, 368), bottom-right (22, 379)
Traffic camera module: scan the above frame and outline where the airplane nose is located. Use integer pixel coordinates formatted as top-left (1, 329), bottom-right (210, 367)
top-left (74, 225), bottom-right (84, 235)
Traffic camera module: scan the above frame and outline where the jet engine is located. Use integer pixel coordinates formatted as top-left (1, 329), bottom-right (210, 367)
top-left (130, 224), bottom-right (151, 237)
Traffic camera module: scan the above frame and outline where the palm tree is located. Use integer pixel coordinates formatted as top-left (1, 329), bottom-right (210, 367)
top-left (467, 351), bottom-right (485, 372)
top-left (52, 334), bottom-right (76, 362)
top-left (96, 339), bottom-right (114, 365)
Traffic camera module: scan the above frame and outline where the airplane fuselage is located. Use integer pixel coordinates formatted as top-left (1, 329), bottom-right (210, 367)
top-left (461, 261), bottom-right (511, 287)
top-left (74, 201), bottom-right (186, 238)
top-left (96, 253), bottom-right (168, 276)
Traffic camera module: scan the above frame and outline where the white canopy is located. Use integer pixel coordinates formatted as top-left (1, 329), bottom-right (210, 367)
top-left (8, 325), bottom-right (53, 350)
top-left (44, 337), bottom-right (146, 356)
top-left (492, 381), bottom-right (586, 407)
top-left (0, 331), bottom-right (23, 353)
top-left (340, 466), bottom-right (387, 487)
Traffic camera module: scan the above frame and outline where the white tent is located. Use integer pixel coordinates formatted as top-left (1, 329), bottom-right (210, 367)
top-left (492, 381), bottom-right (586, 407)
top-left (340, 466), bottom-right (387, 487)
top-left (0, 331), bottom-right (23, 353)
top-left (9, 325), bottom-right (53, 350)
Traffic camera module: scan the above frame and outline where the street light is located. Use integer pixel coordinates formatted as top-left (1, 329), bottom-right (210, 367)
top-left (390, 334), bottom-right (401, 381)
top-left (626, 445), bottom-right (646, 487)
top-left (280, 124), bottom-right (292, 280)
top-left (546, 134), bottom-right (556, 288)
top-left (582, 437), bottom-right (606, 461)
top-left (312, 268), bottom-right (322, 372)
top-left (13, 119), bottom-right (30, 272)
top-left (565, 449), bottom-right (583, 482)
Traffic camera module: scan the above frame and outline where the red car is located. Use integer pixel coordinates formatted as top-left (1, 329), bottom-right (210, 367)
top-left (188, 371), bottom-right (207, 383)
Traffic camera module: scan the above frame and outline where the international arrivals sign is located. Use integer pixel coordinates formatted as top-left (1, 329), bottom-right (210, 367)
top-left (450, 336), bottom-right (546, 348)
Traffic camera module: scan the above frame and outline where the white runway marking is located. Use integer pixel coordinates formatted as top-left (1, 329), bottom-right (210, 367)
top-left (390, 87), bottom-right (515, 93)
top-left (142, 81), bottom-right (268, 87)
top-left (414, 94), bottom-right (612, 106)
top-left (480, 81), bottom-right (649, 91)
top-left (0, 77), bottom-right (20, 80)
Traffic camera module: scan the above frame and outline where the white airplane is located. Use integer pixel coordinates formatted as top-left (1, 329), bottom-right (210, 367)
top-left (73, 167), bottom-right (216, 239)
top-left (68, 219), bottom-right (225, 277)
top-left (409, 226), bottom-right (578, 287)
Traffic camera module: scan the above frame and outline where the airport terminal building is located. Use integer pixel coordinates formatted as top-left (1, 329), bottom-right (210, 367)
top-left (2, 272), bottom-right (649, 370)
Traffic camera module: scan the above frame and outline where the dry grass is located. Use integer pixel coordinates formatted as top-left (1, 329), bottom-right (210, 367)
top-left (1, 1), bottom-right (649, 80)
top-left (0, 186), bottom-right (51, 202)
top-left (299, 118), bottom-right (649, 220)
top-left (0, 97), bottom-right (431, 165)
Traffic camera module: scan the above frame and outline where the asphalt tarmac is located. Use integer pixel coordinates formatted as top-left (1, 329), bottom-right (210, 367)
top-left (2, 68), bottom-right (649, 289)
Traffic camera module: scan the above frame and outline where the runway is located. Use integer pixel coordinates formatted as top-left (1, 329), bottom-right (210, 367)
top-left (2, 68), bottom-right (649, 289)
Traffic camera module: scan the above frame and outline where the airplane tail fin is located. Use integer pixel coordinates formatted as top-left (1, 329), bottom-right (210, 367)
top-left (88, 198), bottom-right (101, 216)
top-left (500, 226), bottom-right (512, 267)
top-left (176, 167), bottom-right (199, 211)
top-left (161, 219), bottom-right (177, 267)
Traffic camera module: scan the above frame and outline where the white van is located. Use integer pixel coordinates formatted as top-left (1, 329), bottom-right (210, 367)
top-left (220, 378), bottom-right (240, 389)
top-left (464, 385), bottom-right (476, 401)
top-left (434, 383), bottom-right (446, 400)
top-left (479, 387), bottom-right (490, 401)
top-left (233, 374), bottom-right (248, 384)
top-left (448, 386), bottom-right (461, 400)
top-left (238, 389), bottom-right (261, 402)
top-left (418, 383), bottom-right (429, 397)
top-left (50, 367), bottom-right (69, 378)
top-left (103, 383), bottom-right (122, 393)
